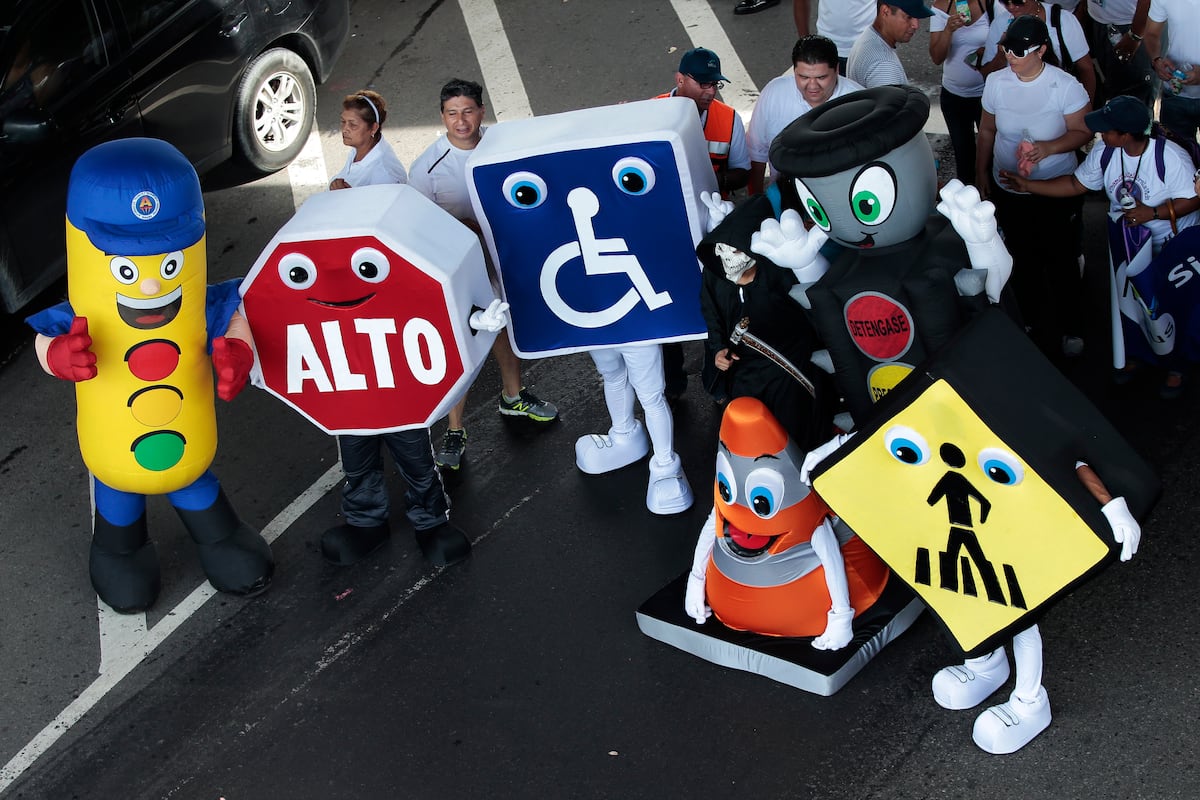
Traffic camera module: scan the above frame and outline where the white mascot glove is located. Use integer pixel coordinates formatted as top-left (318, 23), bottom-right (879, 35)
top-left (685, 510), bottom-right (718, 624)
top-left (812, 608), bottom-right (855, 651)
top-left (469, 299), bottom-right (510, 333)
top-left (1101, 496), bottom-right (1141, 562)
top-left (935, 178), bottom-right (1012, 304)
top-left (701, 191), bottom-right (735, 233)
top-left (800, 432), bottom-right (854, 485)
top-left (810, 518), bottom-right (854, 650)
top-left (751, 209), bottom-right (830, 284)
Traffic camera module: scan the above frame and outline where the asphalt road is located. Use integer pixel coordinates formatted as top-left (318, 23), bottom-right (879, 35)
top-left (2, 1), bottom-right (1198, 798)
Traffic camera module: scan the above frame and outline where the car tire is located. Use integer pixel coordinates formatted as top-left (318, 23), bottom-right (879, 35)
top-left (233, 48), bottom-right (316, 173)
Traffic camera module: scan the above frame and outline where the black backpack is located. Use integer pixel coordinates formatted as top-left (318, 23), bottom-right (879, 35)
top-left (1098, 123), bottom-right (1200, 182)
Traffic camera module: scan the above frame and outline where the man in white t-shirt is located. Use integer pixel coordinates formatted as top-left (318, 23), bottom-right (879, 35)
top-left (409, 79), bottom-right (560, 471)
top-left (747, 35), bottom-right (863, 194)
top-left (980, 0), bottom-right (1097, 103)
top-left (847, 0), bottom-right (933, 88)
top-left (794, 0), bottom-right (878, 73)
top-left (1145, 0), bottom-right (1200, 142)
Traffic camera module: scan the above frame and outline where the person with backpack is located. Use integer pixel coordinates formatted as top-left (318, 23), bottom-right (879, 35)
top-left (979, 0), bottom-right (1097, 104)
top-left (1000, 95), bottom-right (1200, 397)
top-left (1000, 96), bottom-right (1199, 254)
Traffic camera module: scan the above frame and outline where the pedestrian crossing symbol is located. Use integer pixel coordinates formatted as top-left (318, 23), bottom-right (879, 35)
top-left (814, 378), bottom-right (1112, 657)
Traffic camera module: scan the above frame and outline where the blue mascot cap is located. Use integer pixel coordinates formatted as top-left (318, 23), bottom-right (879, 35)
top-left (66, 137), bottom-right (205, 257)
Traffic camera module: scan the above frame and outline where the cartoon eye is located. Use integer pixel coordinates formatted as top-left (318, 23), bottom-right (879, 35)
top-left (792, 179), bottom-right (831, 231)
top-left (612, 157), bottom-right (656, 195)
top-left (502, 171), bottom-right (547, 209)
top-left (160, 251), bottom-right (184, 281)
top-left (110, 256), bottom-right (139, 285)
top-left (351, 247), bottom-right (390, 284)
top-left (848, 164), bottom-right (897, 226)
top-left (715, 451), bottom-right (737, 504)
top-left (884, 425), bottom-right (930, 466)
top-left (278, 252), bottom-right (317, 290)
top-left (978, 447), bottom-right (1024, 486)
top-left (745, 468), bottom-right (785, 519)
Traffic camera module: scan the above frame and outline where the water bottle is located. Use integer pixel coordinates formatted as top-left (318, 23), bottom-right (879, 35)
top-left (1169, 66), bottom-right (1190, 95)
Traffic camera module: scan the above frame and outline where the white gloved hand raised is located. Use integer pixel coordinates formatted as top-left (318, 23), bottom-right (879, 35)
top-left (469, 299), bottom-right (510, 333)
top-left (750, 209), bottom-right (829, 280)
top-left (701, 191), bottom-right (735, 233)
top-left (936, 178), bottom-right (1011, 303)
top-left (1101, 496), bottom-right (1141, 562)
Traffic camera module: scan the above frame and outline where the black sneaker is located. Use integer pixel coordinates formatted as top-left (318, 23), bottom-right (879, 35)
top-left (498, 388), bottom-right (558, 422)
top-left (436, 428), bottom-right (467, 470)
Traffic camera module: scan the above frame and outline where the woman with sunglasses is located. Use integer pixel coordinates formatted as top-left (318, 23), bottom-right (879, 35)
top-left (979, 0), bottom-right (1096, 105)
top-left (977, 15), bottom-right (1092, 359)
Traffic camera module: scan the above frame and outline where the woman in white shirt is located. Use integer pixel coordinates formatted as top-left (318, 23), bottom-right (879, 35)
top-left (929, 0), bottom-right (989, 185)
top-left (329, 90), bottom-right (407, 190)
top-left (978, 15), bottom-right (1092, 357)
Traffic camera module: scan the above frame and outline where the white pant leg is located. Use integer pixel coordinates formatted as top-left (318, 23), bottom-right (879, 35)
top-left (589, 348), bottom-right (636, 435)
top-left (1011, 624), bottom-right (1043, 703)
top-left (620, 343), bottom-right (673, 464)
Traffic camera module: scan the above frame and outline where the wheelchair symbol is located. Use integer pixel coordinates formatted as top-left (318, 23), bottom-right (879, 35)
top-left (540, 186), bottom-right (672, 329)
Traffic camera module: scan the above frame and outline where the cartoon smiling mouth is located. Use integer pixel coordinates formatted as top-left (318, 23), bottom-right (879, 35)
top-left (117, 286), bottom-right (183, 330)
top-left (307, 293), bottom-right (376, 309)
top-left (851, 232), bottom-right (876, 249)
top-left (723, 519), bottom-right (779, 557)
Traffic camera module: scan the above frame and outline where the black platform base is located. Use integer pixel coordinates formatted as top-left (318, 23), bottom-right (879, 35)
top-left (636, 572), bottom-right (924, 696)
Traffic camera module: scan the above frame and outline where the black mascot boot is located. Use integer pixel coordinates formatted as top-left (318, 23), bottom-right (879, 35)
top-left (90, 512), bottom-right (161, 613)
top-left (414, 523), bottom-right (471, 567)
top-left (175, 489), bottom-right (274, 597)
top-left (321, 522), bottom-right (390, 566)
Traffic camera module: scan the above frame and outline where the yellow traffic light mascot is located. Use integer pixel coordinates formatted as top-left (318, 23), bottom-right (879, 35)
top-left (27, 138), bottom-right (273, 613)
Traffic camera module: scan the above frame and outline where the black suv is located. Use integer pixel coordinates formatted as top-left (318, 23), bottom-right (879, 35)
top-left (0, 0), bottom-right (350, 313)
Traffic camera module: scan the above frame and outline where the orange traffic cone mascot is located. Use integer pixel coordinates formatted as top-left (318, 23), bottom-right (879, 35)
top-left (684, 397), bottom-right (888, 644)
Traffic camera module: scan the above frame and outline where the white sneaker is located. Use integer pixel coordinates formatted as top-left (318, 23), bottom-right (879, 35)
top-left (575, 421), bottom-right (649, 475)
top-left (646, 452), bottom-right (693, 515)
top-left (931, 647), bottom-right (1010, 710)
top-left (972, 688), bottom-right (1051, 754)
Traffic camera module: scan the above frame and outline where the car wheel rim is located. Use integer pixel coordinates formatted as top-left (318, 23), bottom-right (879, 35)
top-left (253, 70), bottom-right (306, 153)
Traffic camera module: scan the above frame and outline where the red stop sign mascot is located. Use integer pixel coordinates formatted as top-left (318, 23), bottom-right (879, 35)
top-left (241, 184), bottom-right (506, 565)
top-left (241, 184), bottom-right (498, 434)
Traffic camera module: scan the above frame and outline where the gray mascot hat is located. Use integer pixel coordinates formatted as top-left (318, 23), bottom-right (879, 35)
top-left (770, 86), bottom-right (931, 179)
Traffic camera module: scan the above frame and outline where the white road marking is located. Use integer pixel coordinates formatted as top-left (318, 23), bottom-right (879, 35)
top-left (458, 0), bottom-right (532, 119)
top-left (288, 129), bottom-right (336, 208)
top-left (667, 0), bottom-right (761, 116)
top-left (0, 463), bottom-right (345, 793)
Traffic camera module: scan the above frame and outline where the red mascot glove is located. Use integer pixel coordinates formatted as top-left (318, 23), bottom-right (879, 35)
top-left (46, 316), bottom-right (97, 382)
top-left (212, 336), bottom-right (254, 402)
